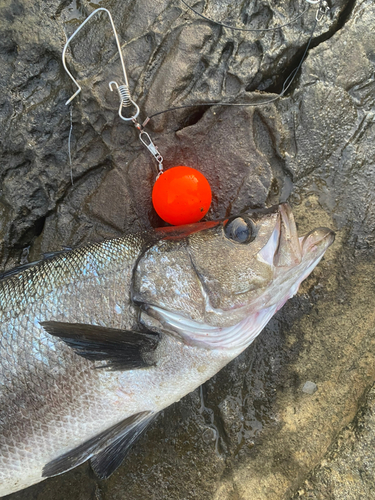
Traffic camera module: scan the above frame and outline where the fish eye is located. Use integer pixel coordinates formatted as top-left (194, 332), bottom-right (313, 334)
top-left (224, 217), bottom-right (256, 244)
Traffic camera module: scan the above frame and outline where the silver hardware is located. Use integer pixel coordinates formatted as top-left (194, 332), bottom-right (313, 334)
top-left (109, 81), bottom-right (140, 121)
top-left (139, 131), bottom-right (164, 173)
top-left (109, 81), bottom-right (132, 107)
top-left (62, 8), bottom-right (166, 173)
top-left (316, 1), bottom-right (330, 21)
top-left (62, 8), bottom-right (133, 109)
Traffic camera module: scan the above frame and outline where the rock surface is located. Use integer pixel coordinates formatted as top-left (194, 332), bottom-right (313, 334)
top-left (1, 0), bottom-right (375, 499)
top-left (293, 385), bottom-right (375, 499)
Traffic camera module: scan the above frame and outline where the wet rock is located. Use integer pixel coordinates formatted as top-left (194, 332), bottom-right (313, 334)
top-left (1, 0), bottom-right (375, 499)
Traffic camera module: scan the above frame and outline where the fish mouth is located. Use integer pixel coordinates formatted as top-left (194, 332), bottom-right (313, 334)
top-left (259, 203), bottom-right (335, 268)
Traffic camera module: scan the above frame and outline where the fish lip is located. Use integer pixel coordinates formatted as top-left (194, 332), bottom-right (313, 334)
top-left (275, 203), bottom-right (302, 266)
top-left (260, 204), bottom-right (335, 267)
top-left (258, 203), bottom-right (302, 267)
top-left (301, 227), bottom-right (335, 256)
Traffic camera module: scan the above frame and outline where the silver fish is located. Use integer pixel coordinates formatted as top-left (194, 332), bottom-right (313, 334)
top-left (0, 203), bottom-right (334, 496)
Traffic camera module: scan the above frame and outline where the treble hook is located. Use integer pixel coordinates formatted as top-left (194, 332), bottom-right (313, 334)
top-left (62, 7), bottom-right (139, 121)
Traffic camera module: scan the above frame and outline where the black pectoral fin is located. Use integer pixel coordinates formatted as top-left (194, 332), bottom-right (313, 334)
top-left (42, 411), bottom-right (154, 478)
top-left (41, 321), bottom-right (159, 371)
top-left (90, 413), bottom-right (156, 479)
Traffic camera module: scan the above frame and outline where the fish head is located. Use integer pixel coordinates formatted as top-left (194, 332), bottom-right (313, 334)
top-left (133, 203), bottom-right (334, 350)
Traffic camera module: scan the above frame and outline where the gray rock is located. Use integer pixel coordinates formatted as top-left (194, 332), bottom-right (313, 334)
top-left (302, 382), bottom-right (318, 395)
top-left (1, 0), bottom-right (375, 499)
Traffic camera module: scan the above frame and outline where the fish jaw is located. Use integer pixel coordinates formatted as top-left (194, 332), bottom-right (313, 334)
top-left (255, 204), bottom-right (335, 310)
top-left (263, 224), bottom-right (335, 313)
top-left (141, 204), bottom-right (335, 351)
top-left (146, 303), bottom-right (278, 352)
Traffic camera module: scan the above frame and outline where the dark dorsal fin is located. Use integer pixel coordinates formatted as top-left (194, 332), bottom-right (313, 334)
top-left (0, 260), bottom-right (42, 281)
top-left (0, 249), bottom-right (72, 281)
top-left (42, 248), bottom-right (72, 259)
top-left (90, 413), bottom-right (156, 479)
top-left (42, 411), bottom-right (155, 478)
top-left (41, 322), bottom-right (160, 371)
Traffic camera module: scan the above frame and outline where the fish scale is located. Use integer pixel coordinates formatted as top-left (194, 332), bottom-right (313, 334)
top-left (0, 234), bottom-right (148, 492)
top-left (0, 204), bottom-right (334, 496)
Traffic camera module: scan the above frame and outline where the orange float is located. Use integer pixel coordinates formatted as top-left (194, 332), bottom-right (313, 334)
top-left (152, 166), bottom-right (212, 225)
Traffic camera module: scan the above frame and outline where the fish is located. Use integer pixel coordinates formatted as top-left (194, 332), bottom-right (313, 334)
top-left (0, 203), bottom-right (334, 496)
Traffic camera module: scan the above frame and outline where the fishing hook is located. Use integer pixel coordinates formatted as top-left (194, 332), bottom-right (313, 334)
top-left (62, 7), bottom-right (139, 121)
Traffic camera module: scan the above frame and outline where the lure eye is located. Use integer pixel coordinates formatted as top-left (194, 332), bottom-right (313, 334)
top-left (224, 217), bottom-right (256, 244)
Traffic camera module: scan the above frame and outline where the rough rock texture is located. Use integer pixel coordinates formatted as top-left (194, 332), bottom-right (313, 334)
top-left (293, 385), bottom-right (375, 499)
top-left (1, 0), bottom-right (375, 499)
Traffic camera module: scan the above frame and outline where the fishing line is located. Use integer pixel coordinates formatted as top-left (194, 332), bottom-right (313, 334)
top-left (144, 0), bottom-right (328, 124)
top-left (64, 25), bottom-right (76, 186)
top-left (68, 105), bottom-right (74, 185)
top-left (180, 0), bottom-right (310, 33)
